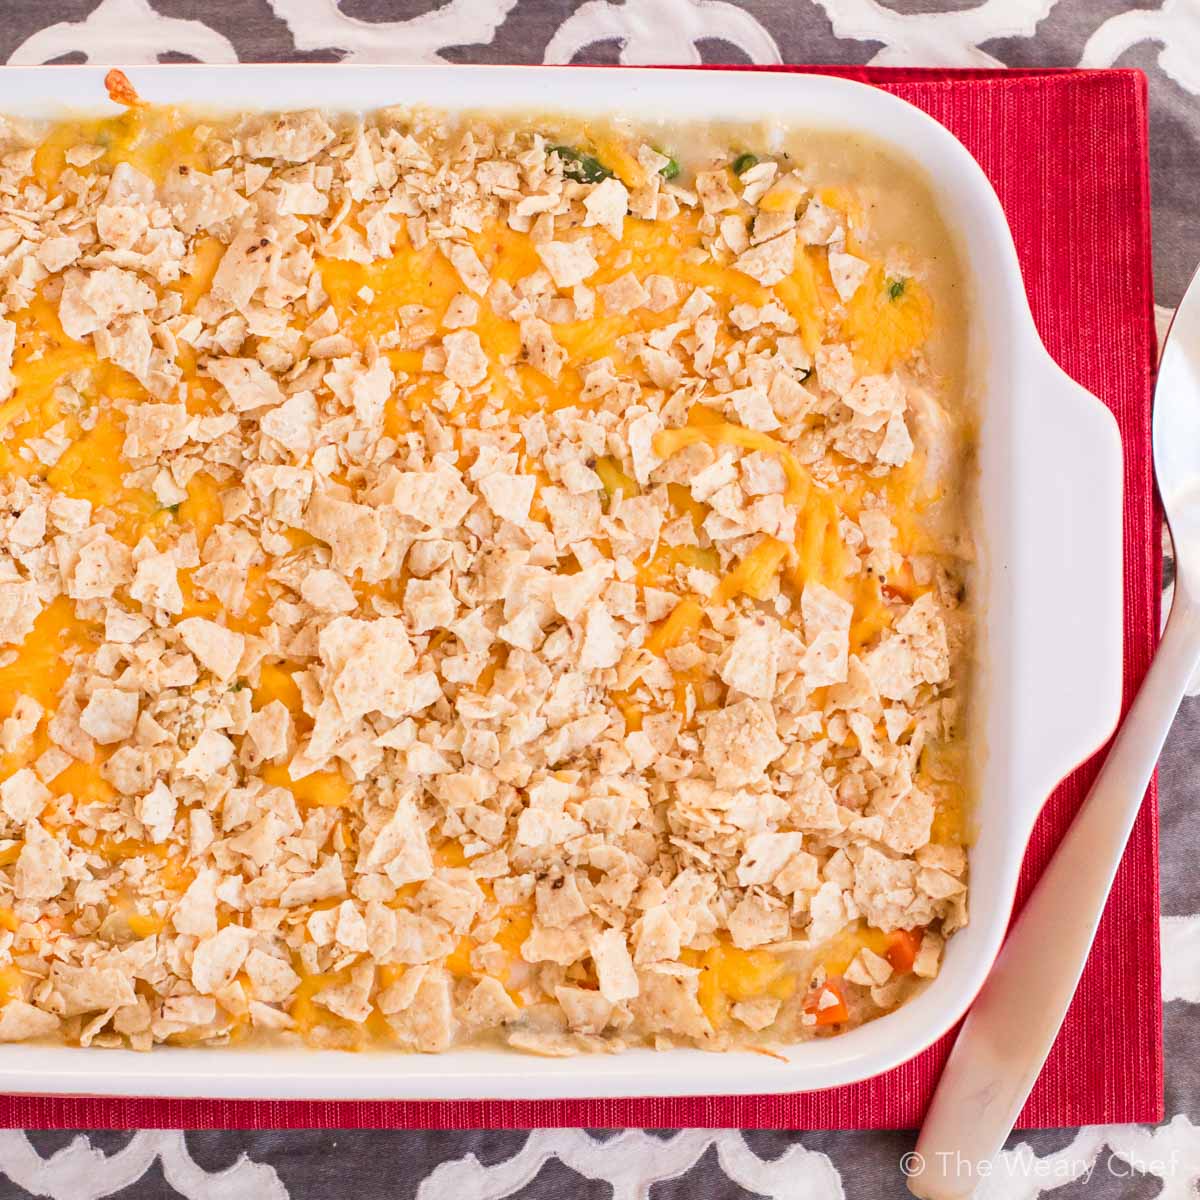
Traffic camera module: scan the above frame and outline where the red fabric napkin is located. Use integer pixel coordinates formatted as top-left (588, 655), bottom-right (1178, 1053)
top-left (0, 66), bottom-right (1159, 1131)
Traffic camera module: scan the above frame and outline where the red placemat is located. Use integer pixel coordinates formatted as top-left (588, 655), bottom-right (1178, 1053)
top-left (0, 65), bottom-right (1160, 1131)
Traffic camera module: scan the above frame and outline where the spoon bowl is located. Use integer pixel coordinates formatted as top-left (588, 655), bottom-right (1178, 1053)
top-left (1156, 268), bottom-right (1200, 599)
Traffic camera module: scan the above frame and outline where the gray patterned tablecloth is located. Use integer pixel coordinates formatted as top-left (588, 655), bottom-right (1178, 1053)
top-left (0, 4), bottom-right (1196, 1199)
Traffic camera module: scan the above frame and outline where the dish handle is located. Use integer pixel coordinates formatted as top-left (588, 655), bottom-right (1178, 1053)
top-left (1011, 352), bottom-right (1126, 805)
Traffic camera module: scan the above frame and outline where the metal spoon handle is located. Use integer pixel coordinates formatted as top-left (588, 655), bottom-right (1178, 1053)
top-left (908, 596), bottom-right (1200, 1200)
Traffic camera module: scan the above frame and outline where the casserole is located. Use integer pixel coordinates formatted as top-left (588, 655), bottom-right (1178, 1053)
top-left (0, 63), bottom-right (1123, 1099)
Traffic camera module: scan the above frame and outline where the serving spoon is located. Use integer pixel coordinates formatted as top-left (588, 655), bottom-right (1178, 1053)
top-left (907, 267), bottom-right (1200, 1200)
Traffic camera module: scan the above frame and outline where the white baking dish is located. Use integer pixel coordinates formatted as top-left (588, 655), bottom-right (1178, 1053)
top-left (0, 64), bottom-right (1124, 1101)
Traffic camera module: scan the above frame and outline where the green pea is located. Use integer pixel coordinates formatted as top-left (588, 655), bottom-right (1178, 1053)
top-left (550, 145), bottom-right (613, 184)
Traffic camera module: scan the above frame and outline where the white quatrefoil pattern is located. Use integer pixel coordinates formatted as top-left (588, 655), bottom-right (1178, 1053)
top-left (0, 3), bottom-right (1196, 1199)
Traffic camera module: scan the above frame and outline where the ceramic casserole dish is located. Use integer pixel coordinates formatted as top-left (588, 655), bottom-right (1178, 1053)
top-left (0, 64), bottom-right (1123, 1099)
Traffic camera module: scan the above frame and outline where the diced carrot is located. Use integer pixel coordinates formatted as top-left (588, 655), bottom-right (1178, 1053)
top-left (805, 976), bottom-right (849, 1026)
top-left (885, 928), bottom-right (924, 974)
top-left (104, 68), bottom-right (143, 108)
